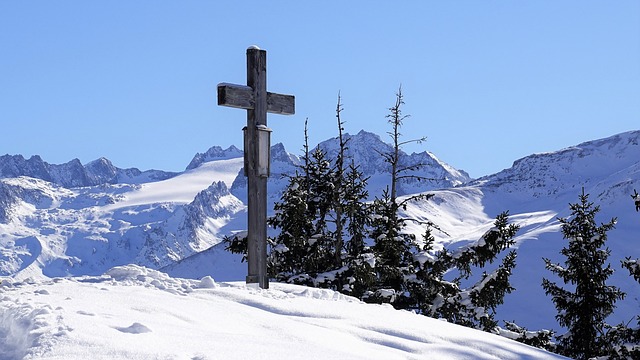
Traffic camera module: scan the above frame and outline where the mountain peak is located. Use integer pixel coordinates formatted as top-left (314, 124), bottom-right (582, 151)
top-left (355, 129), bottom-right (384, 141)
top-left (316, 129), bottom-right (471, 194)
top-left (186, 145), bottom-right (243, 170)
top-left (86, 157), bottom-right (113, 167)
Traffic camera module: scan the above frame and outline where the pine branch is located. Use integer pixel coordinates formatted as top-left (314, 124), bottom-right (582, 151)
top-left (398, 137), bottom-right (427, 147)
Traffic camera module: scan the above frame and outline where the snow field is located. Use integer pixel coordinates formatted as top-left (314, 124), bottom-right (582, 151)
top-left (0, 265), bottom-right (567, 360)
top-left (105, 158), bottom-right (243, 210)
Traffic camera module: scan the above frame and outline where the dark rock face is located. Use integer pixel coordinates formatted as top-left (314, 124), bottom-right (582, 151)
top-left (0, 182), bottom-right (16, 223)
top-left (0, 155), bottom-right (53, 183)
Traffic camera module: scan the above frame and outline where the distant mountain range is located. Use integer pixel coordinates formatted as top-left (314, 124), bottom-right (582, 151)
top-left (0, 154), bottom-right (179, 187)
top-left (1, 129), bottom-right (640, 332)
top-left (0, 130), bottom-right (467, 276)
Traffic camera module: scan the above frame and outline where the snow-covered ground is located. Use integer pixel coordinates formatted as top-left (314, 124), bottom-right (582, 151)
top-left (0, 265), bottom-right (566, 360)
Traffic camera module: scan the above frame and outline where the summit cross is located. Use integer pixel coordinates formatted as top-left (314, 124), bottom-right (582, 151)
top-left (217, 46), bottom-right (295, 289)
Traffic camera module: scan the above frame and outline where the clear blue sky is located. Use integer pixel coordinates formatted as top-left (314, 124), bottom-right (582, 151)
top-left (1, 1), bottom-right (638, 178)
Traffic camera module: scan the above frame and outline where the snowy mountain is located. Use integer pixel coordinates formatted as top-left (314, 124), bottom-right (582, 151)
top-left (0, 155), bottom-right (246, 279)
top-left (317, 130), bottom-right (471, 195)
top-left (1, 129), bottom-right (639, 337)
top-left (400, 130), bottom-right (640, 331)
top-left (228, 130), bottom-right (471, 204)
top-left (472, 130), bottom-right (640, 200)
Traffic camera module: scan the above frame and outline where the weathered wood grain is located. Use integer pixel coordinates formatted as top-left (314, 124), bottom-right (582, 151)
top-left (218, 83), bottom-right (294, 115)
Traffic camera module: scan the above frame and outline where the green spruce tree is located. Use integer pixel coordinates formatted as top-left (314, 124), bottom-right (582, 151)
top-left (412, 212), bottom-right (519, 332)
top-left (304, 146), bottom-right (339, 280)
top-left (316, 95), bottom-right (374, 294)
top-left (267, 173), bottom-right (314, 283)
top-left (338, 161), bottom-right (375, 297)
top-left (268, 119), bottom-right (334, 285)
top-left (599, 258), bottom-right (640, 358)
top-left (542, 189), bottom-right (624, 360)
top-left (368, 188), bottom-right (417, 307)
top-left (331, 93), bottom-right (347, 269)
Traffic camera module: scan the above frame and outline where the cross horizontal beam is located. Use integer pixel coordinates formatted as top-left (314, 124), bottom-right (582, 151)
top-left (218, 83), bottom-right (295, 115)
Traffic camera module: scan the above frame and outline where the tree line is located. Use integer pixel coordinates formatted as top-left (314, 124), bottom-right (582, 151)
top-left (225, 87), bottom-right (640, 359)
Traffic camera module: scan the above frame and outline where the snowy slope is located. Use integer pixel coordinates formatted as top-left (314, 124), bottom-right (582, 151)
top-left (0, 265), bottom-right (566, 360)
top-left (401, 130), bottom-right (640, 331)
top-left (104, 157), bottom-right (243, 209)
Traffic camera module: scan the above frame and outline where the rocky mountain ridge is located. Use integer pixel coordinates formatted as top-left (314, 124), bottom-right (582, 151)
top-left (466, 130), bottom-right (640, 214)
top-left (0, 129), bottom-right (470, 280)
top-left (0, 154), bottom-right (178, 188)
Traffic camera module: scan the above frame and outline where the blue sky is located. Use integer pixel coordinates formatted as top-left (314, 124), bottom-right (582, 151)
top-left (1, 1), bottom-right (638, 178)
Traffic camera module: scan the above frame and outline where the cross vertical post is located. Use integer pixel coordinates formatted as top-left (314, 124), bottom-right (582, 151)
top-left (246, 47), bottom-right (268, 289)
top-left (217, 46), bottom-right (295, 289)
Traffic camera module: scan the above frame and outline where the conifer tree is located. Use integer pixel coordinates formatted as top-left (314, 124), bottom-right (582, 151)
top-left (267, 173), bottom-right (313, 282)
top-left (316, 95), bottom-right (374, 294)
top-left (599, 259), bottom-right (640, 358)
top-left (542, 190), bottom-right (624, 360)
top-left (304, 146), bottom-right (337, 277)
top-left (343, 162), bottom-right (371, 261)
top-left (378, 85), bottom-right (427, 205)
top-left (268, 107), bottom-right (373, 291)
top-left (338, 161), bottom-right (375, 297)
top-left (368, 86), bottom-right (432, 308)
top-left (368, 188), bottom-right (417, 307)
top-left (268, 119), bottom-right (330, 284)
top-left (412, 212), bottom-right (520, 332)
top-left (331, 93), bottom-right (347, 269)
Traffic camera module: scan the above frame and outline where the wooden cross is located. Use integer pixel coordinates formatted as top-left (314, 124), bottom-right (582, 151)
top-left (217, 46), bottom-right (295, 289)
